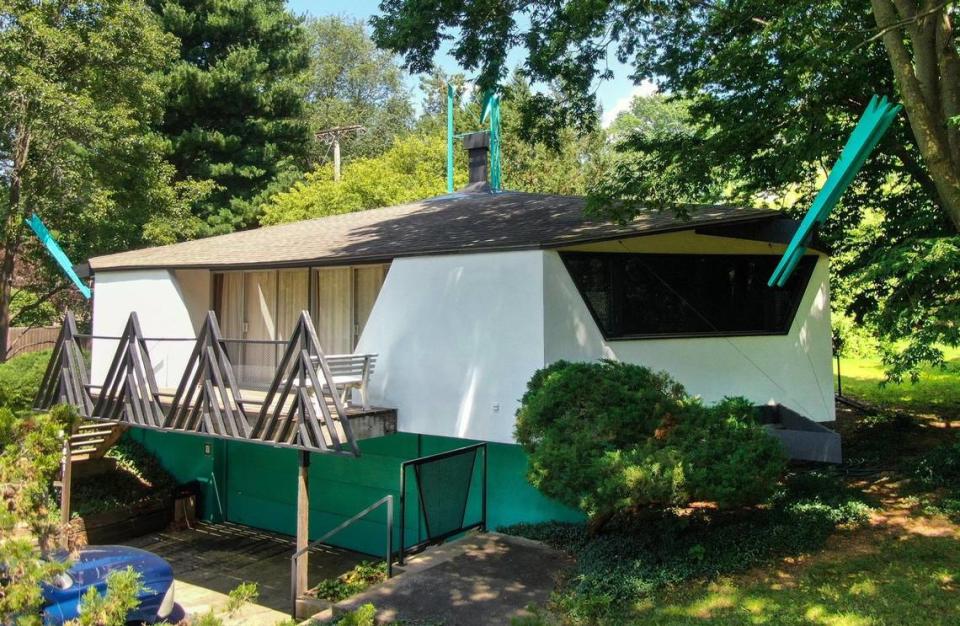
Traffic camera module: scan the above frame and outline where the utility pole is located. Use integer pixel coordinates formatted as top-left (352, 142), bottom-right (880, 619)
top-left (315, 125), bottom-right (365, 182)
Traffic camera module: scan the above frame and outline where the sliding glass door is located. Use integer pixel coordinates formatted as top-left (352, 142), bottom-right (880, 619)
top-left (213, 263), bottom-right (388, 387)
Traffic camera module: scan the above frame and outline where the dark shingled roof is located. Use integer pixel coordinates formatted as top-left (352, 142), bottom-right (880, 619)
top-left (88, 191), bottom-right (778, 271)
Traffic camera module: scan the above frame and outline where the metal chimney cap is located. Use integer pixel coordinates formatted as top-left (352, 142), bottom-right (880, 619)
top-left (462, 131), bottom-right (490, 149)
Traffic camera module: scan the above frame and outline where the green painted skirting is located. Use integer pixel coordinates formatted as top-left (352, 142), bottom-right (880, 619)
top-left (130, 430), bottom-right (581, 556)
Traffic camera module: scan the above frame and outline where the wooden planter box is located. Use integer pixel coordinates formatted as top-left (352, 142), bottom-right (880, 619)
top-left (71, 492), bottom-right (173, 545)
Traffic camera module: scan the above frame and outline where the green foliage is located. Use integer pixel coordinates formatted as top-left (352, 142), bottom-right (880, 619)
top-left (500, 469), bottom-right (871, 623)
top-left (0, 0), bottom-right (187, 347)
top-left (8, 290), bottom-right (57, 328)
top-left (305, 16), bottom-right (413, 161)
top-left (148, 0), bottom-right (312, 232)
top-left (334, 603), bottom-right (377, 626)
top-left (312, 561), bottom-right (387, 602)
top-left (0, 406), bottom-right (78, 625)
top-left (261, 134), bottom-right (464, 225)
top-left (514, 361), bottom-right (785, 523)
top-left (69, 567), bottom-right (143, 626)
top-left (225, 581), bottom-right (259, 616)
top-left (913, 434), bottom-right (960, 497)
top-left (72, 438), bottom-right (175, 517)
top-left (371, 0), bottom-right (960, 384)
top-left (0, 349), bottom-right (50, 412)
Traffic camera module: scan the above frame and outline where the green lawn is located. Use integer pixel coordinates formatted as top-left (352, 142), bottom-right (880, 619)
top-left (640, 531), bottom-right (960, 625)
top-left (836, 347), bottom-right (960, 420)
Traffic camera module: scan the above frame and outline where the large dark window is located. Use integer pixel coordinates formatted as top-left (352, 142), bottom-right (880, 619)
top-left (561, 252), bottom-right (817, 339)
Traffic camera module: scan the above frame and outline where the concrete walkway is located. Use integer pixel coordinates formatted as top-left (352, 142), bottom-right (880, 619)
top-left (331, 533), bottom-right (571, 625)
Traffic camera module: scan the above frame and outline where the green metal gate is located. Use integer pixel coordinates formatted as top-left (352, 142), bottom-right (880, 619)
top-left (398, 443), bottom-right (487, 564)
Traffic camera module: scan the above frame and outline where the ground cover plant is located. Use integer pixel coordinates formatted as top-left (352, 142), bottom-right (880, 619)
top-left (310, 561), bottom-right (388, 602)
top-left (71, 438), bottom-right (176, 517)
top-left (502, 469), bottom-right (872, 623)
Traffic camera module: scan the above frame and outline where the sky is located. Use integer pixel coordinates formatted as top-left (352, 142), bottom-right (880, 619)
top-left (289, 0), bottom-right (653, 127)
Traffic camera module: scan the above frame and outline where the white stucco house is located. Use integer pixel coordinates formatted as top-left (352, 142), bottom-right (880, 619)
top-left (70, 174), bottom-right (839, 557)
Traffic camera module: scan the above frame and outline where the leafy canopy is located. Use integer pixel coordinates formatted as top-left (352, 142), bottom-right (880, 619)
top-left (260, 133), bottom-right (464, 225)
top-left (372, 0), bottom-right (960, 381)
top-left (0, 0), bottom-right (185, 359)
top-left (148, 0), bottom-right (312, 233)
top-left (305, 16), bottom-right (414, 162)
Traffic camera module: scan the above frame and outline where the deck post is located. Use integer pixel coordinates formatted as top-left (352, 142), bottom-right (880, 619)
top-left (60, 433), bottom-right (72, 526)
top-left (296, 450), bottom-right (310, 601)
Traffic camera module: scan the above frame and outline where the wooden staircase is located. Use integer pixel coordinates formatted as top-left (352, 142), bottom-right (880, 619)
top-left (69, 421), bottom-right (126, 462)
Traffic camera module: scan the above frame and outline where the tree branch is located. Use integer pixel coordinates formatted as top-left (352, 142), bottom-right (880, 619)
top-left (8, 282), bottom-right (67, 327)
top-left (853, 0), bottom-right (958, 51)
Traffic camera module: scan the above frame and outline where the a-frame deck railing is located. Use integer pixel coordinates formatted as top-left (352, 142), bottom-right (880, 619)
top-left (35, 310), bottom-right (369, 457)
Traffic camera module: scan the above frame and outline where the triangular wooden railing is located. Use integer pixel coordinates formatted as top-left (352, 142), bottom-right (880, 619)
top-left (252, 312), bottom-right (359, 456)
top-left (34, 310), bottom-right (360, 457)
top-left (92, 313), bottom-right (165, 427)
top-left (34, 311), bottom-right (93, 416)
top-left (164, 312), bottom-right (252, 438)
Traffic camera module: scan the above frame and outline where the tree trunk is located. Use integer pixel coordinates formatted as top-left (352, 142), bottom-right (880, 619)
top-left (0, 114), bottom-right (31, 362)
top-left (872, 0), bottom-right (960, 233)
top-left (586, 510), bottom-right (615, 536)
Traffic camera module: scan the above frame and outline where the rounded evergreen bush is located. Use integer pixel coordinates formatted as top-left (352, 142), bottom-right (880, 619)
top-left (514, 360), bottom-right (786, 529)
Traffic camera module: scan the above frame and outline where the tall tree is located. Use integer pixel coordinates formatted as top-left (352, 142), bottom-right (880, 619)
top-left (149, 0), bottom-right (311, 233)
top-left (372, 1), bottom-right (960, 380)
top-left (305, 16), bottom-right (413, 165)
top-left (0, 0), bottom-right (182, 359)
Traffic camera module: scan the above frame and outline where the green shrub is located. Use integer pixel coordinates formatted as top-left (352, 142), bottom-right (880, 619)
top-left (334, 603), bottom-right (377, 626)
top-left (913, 434), bottom-right (960, 490)
top-left (0, 349), bottom-right (51, 412)
top-left (501, 468), bottom-right (871, 623)
top-left (72, 567), bottom-right (143, 626)
top-left (312, 562), bottom-right (387, 602)
top-left (514, 361), bottom-right (786, 527)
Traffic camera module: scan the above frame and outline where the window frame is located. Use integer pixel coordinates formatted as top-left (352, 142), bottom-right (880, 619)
top-left (559, 251), bottom-right (819, 341)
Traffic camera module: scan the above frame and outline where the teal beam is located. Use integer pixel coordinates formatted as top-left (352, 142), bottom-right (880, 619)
top-left (447, 84), bottom-right (455, 194)
top-left (480, 91), bottom-right (502, 191)
top-left (768, 95), bottom-right (901, 287)
top-left (25, 214), bottom-right (91, 299)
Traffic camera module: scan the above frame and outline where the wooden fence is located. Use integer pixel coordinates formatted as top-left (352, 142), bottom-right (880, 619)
top-left (7, 325), bottom-right (61, 358)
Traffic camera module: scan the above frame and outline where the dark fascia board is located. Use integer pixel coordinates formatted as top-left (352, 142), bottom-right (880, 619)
top-left (694, 217), bottom-right (831, 254)
top-left (87, 213), bottom-right (786, 274)
top-left (73, 262), bottom-right (91, 279)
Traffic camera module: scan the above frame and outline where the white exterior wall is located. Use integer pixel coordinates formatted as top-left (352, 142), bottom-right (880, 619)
top-left (355, 251), bottom-right (545, 444)
top-left (542, 250), bottom-right (836, 422)
top-left (91, 269), bottom-right (209, 389)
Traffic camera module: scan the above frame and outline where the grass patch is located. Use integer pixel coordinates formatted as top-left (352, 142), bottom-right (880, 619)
top-left (500, 469), bottom-right (871, 624)
top-left (639, 532), bottom-right (960, 624)
top-left (836, 347), bottom-right (960, 420)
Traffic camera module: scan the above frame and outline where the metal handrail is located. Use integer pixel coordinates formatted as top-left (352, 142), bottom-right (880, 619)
top-left (289, 494), bottom-right (393, 616)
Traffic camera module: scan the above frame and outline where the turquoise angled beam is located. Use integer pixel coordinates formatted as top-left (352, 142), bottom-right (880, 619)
top-left (25, 214), bottom-right (91, 299)
top-left (768, 95), bottom-right (901, 288)
top-left (447, 84), bottom-right (455, 194)
top-left (480, 90), bottom-right (502, 191)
